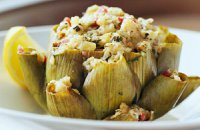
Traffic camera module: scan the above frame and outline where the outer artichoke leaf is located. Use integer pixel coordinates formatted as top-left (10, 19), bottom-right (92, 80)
top-left (83, 56), bottom-right (137, 119)
top-left (18, 49), bottom-right (47, 111)
top-left (124, 50), bottom-right (157, 89)
top-left (138, 72), bottom-right (188, 118)
top-left (46, 84), bottom-right (96, 119)
top-left (157, 33), bottom-right (182, 74)
top-left (46, 49), bottom-right (83, 90)
top-left (178, 76), bottom-right (200, 104)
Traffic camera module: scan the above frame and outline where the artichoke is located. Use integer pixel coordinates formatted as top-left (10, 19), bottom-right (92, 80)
top-left (18, 48), bottom-right (47, 111)
top-left (12, 5), bottom-right (197, 122)
top-left (82, 56), bottom-right (139, 119)
top-left (138, 70), bottom-right (188, 118)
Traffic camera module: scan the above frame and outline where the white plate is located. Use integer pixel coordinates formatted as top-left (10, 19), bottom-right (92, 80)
top-left (1, 26), bottom-right (200, 130)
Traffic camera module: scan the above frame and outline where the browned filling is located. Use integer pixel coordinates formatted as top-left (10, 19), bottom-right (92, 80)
top-left (106, 103), bottom-right (154, 121)
top-left (162, 69), bottom-right (187, 81)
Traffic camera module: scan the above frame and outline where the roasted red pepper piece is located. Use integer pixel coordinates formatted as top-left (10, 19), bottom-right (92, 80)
top-left (162, 69), bottom-right (172, 77)
top-left (64, 17), bottom-right (71, 27)
top-left (118, 17), bottom-right (123, 23)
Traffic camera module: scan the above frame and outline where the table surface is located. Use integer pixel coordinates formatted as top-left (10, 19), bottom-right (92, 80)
top-left (0, 0), bottom-right (200, 31)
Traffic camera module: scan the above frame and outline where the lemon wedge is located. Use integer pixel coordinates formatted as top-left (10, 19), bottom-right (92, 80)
top-left (3, 26), bottom-right (43, 89)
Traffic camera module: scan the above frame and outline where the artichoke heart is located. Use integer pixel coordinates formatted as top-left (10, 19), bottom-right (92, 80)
top-left (157, 33), bottom-right (182, 74)
top-left (105, 103), bottom-right (154, 121)
top-left (178, 76), bottom-right (200, 104)
top-left (46, 75), bottom-right (96, 119)
top-left (46, 49), bottom-right (83, 90)
top-left (124, 50), bottom-right (157, 89)
top-left (82, 55), bottom-right (138, 119)
top-left (18, 47), bottom-right (47, 111)
top-left (138, 70), bottom-right (188, 118)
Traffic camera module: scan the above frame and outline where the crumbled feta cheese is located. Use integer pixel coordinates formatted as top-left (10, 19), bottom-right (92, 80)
top-left (98, 24), bottom-right (116, 34)
top-left (96, 14), bottom-right (111, 25)
top-left (79, 14), bottom-right (96, 28)
top-left (107, 7), bottom-right (124, 16)
top-left (103, 42), bottom-right (131, 62)
top-left (67, 34), bottom-right (84, 48)
top-left (120, 18), bottom-right (138, 33)
top-left (86, 5), bottom-right (99, 14)
top-left (99, 33), bottom-right (112, 46)
top-left (70, 16), bottom-right (80, 26)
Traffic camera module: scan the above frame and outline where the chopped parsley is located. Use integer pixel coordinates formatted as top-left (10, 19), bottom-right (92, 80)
top-left (73, 26), bottom-right (81, 32)
top-left (145, 33), bottom-right (149, 38)
top-left (112, 36), bottom-right (122, 42)
top-left (127, 55), bottom-right (141, 64)
top-left (92, 39), bottom-right (101, 44)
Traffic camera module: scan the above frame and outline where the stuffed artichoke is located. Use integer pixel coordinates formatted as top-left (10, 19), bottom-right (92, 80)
top-left (8, 5), bottom-right (199, 121)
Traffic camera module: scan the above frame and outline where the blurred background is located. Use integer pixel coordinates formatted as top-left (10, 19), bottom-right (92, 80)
top-left (0, 0), bottom-right (200, 31)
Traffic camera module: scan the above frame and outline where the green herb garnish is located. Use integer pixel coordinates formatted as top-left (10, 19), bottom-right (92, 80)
top-left (92, 39), bottom-right (101, 44)
top-left (73, 26), bottom-right (81, 32)
top-left (112, 36), bottom-right (122, 42)
top-left (127, 55), bottom-right (141, 64)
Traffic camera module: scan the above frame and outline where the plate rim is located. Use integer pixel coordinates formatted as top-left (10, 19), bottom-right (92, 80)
top-left (1, 107), bottom-right (200, 129)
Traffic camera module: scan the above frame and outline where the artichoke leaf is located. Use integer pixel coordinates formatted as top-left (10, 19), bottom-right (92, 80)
top-left (46, 78), bottom-right (96, 119)
top-left (18, 48), bottom-right (47, 111)
top-left (157, 33), bottom-right (182, 74)
top-left (83, 56), bottom-right (138, 119)
top-left (138, 72), bottom-right (188, 119)
top-left (46, 49), bottom-right (83, 90)
top-left (178, 76), bottom-right (200, 104)
top-left (124, 50), bottom-right (157, 90)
